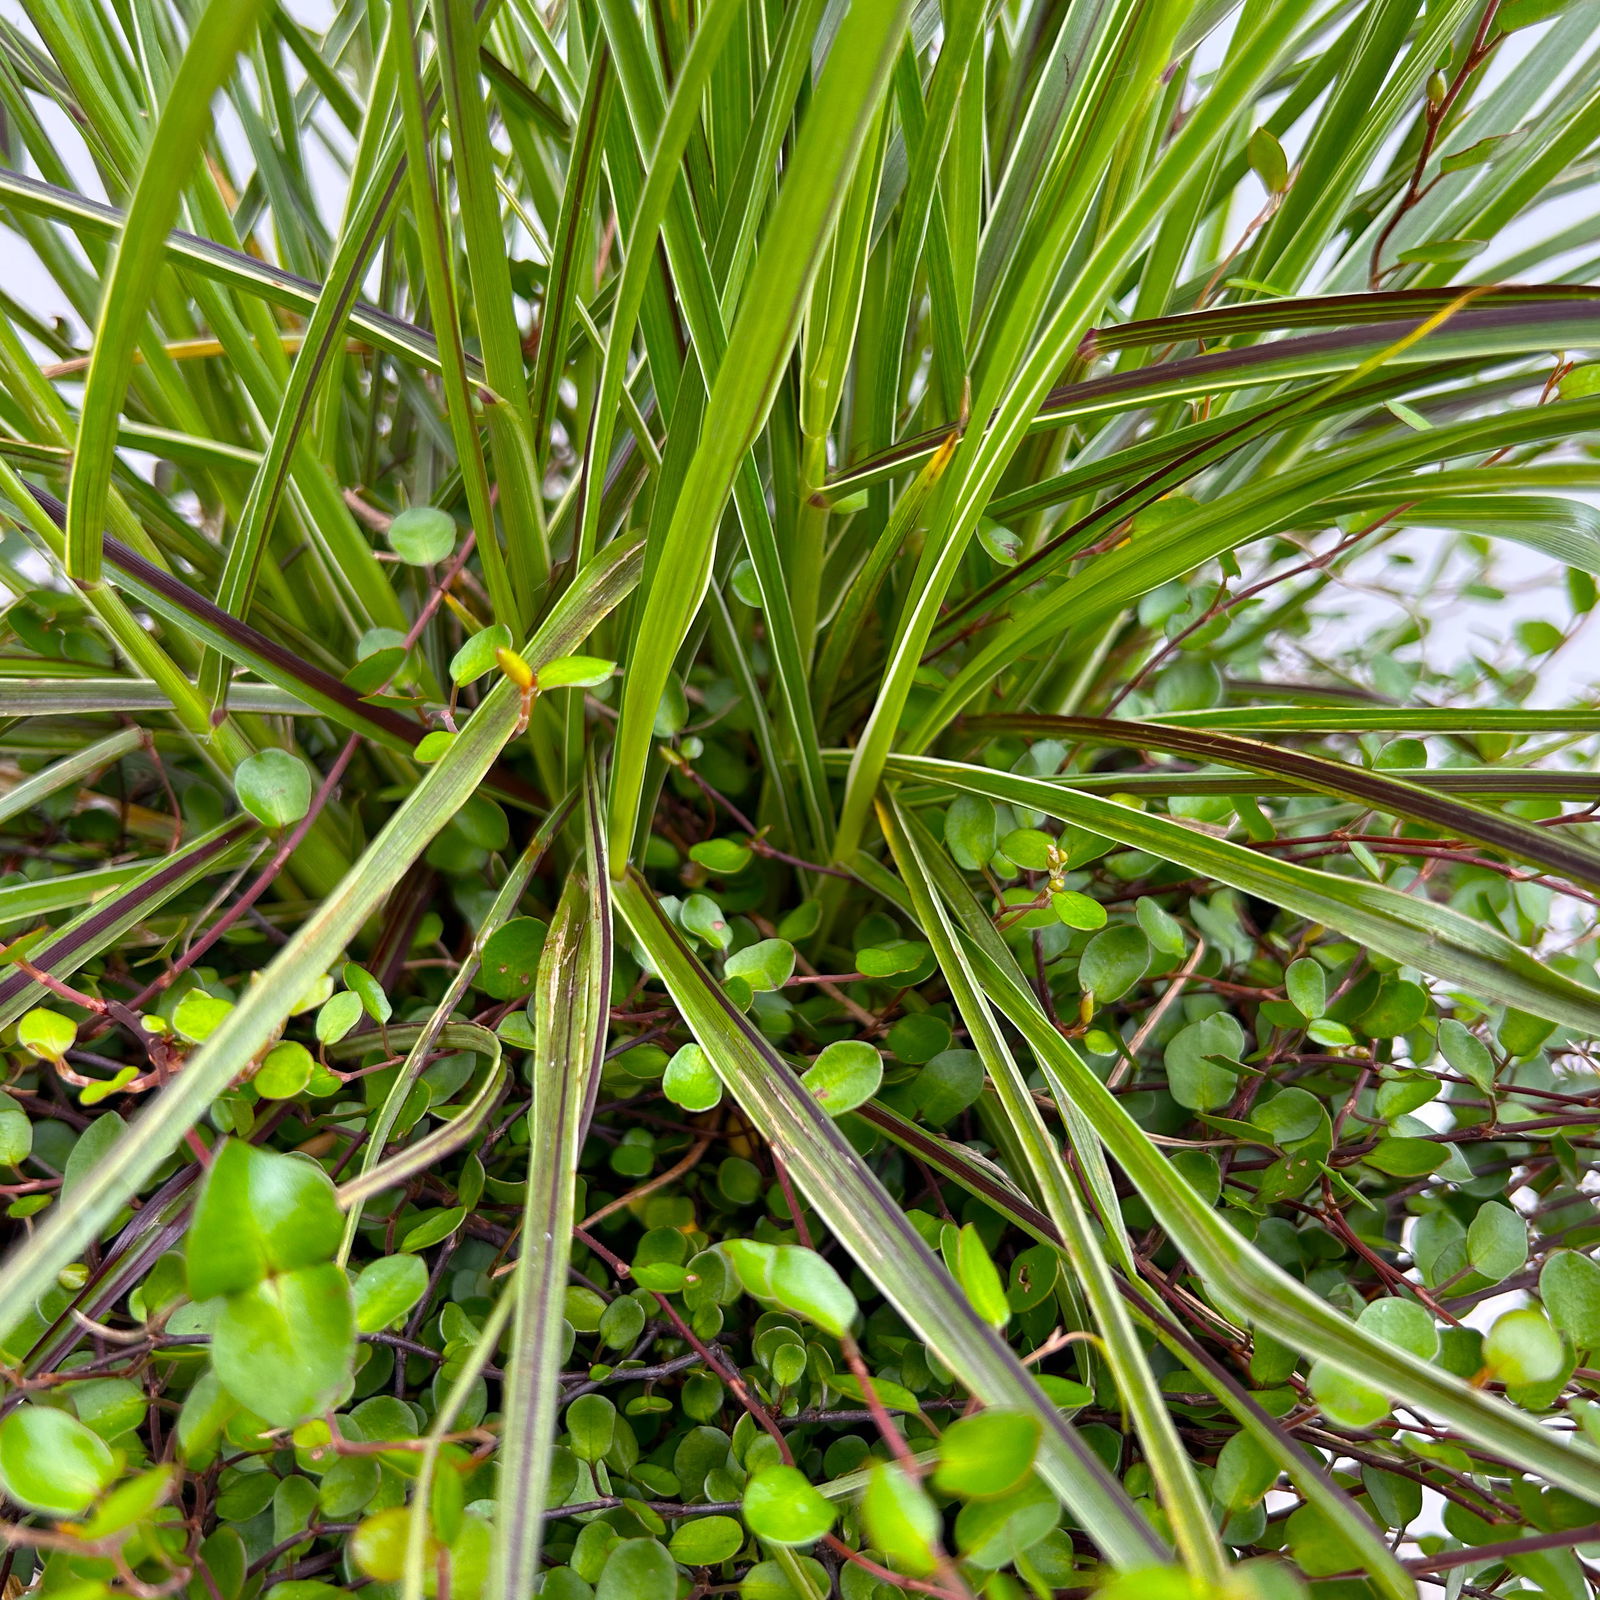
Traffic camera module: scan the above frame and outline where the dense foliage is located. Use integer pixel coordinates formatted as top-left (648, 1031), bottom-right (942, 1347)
top-left (3, 0), bottom-right (1600, 1597)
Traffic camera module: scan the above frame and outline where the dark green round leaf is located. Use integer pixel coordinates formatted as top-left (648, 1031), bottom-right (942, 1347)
top-left (945, 794), bottom-right (998, 870)
top-left (1078, 924), bottom-right (1150, 1003)
top-left (475, 917), bottom-right (549, 999)
top-left (668, 1515), bottom-right (745, 1565)
top-left (1214, 1431), bottom-right (1277, 1511)
top-left (566, 1393), bottom-right (617, 1463)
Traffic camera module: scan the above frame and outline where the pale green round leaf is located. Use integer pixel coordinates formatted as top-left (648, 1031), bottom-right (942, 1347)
top-left (537, 654), bottom-right (616, 689)
top-left (17, 1005), bottom-right (76, 1062)
top-left (1482, 1307), bottom-right (1564, 1387)
top-left (766, 1245), bottom-right (857, 1338)
top-left (742, 1465), bottom-right (837, 1546)
top-left (860, 1461), bottom-right (940, 1576)
top-left (209, 1262), bottom-right (356, 1426)
top-left (1308, 1362), bottom-right (1387, 1428)
top-left (387, 505), bottom-right (456, 564)
top-left (664, 1043), bottom-right (723, 1113)
top-left (255, 1040), bottom-right (313, 1099)
top-left (353, 1254), bottom-right (430, 1333)
top-left (725, 938), bottom-right (795, 992)
top-left (932, 1410), bottom-right (1041, 1499)
top-left (1466, 1202), bottom-right (1528, 1284)
top-left (1357, 1297), bottom-right (1438, 1361)
top-left (1285, 958), bottom-right (1325, 1019)
top-left (1543, 1250), bottom-right (1600, 1347)
top-left (234, 749), bottom-right (313, 829)
top-left (0, 1402), bottom-right (118, 1516)
top-left (450, 623), bottom-right (513, 686)
top-left (187, 1139), bottom-right (345, 1301)
top-left (1164, 1013), bottom-right (1244, 1111)
top-left (799, 1039), bottom-right (882, 1115)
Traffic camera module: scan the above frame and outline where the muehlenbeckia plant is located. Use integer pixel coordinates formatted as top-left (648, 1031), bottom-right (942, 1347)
top-left (1, 0), bottom-right (1600, 1596)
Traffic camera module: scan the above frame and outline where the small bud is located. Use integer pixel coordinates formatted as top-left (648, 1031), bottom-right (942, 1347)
top-left (495, 648), bottom-right (535, 691)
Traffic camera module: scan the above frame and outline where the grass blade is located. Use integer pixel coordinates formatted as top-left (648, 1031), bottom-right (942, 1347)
top-left (493, 775), bottom-right (610, 1599)
top-left (65, 0), bottom-right (270, 582)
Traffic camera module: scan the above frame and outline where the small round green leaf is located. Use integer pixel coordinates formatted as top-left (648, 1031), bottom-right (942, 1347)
top-left (1541, 1251), bottom-right (1600, 1347)
top-left (209, 1262), bottom-right (356, 1426)
top-left (596, 1538), bottom-right (676, 1599)
top-left (956, 1222), bottom-right (1009, 1329)
top-left (353, 1254), bottom-right (430, 1333)
top-left (342, 963), bottom-right (392, 1024)
top-left (1050, 891), bottom-right (1106, 930)
top-left (1308, 1362), bottom-right (1387, 1428)
top-left (1466, 1202), bottom-right (1528, 1284)
top-left (945, 794), bottom-right (997, 871)
top-left (566, 1394), bottom-right (617, 1463)
top-left (187, 1139), bottom-right (345, 1301)
top-left (861, 1461), bottom-right (940, 1576)
top-left (450, 624), bottom-right (513, 686)
top-left (690, 838), bottom-right (754, 875)
top-left (387, 505), bottom-right (456, 565)
top-left (255, 1041), bottom-right (313, 1100)
top-left (932, 1410), bottom-right (1041, 1499)
top-left (234, 749), bottom-right (313, 829)
top-left (17, 1006), bottom-right (76, 1063)
top-left (475, 917), bottom-right (549, 1000)
top-left (799, 1039), bottom-right (882, 1115)
top-left (315, 990), bottom-right (363, 1046)
top-left (725, 938), bottom-right (795, 992)
top-left (668, 1515), bottom-right (745, 1565)
top-left (1214, 1431), bottom-right (1277, 1511)
top-left (1482, 1307), bottom-right (1564, 1387)
top-left (536, 654), bottom-right (615, 689)
top-left (1439, 1018), bottom-right (1496, 1093)
top-left (0, 1402), bottom-right (118, 1516)
top-left (1078, 924), bottom-right (1150, 1003)
top-left (742, 1465), bottom-right (837, 1547)
top-left (1285, 958), bottom-right (1325, 1020)
top-left (1164, 1013), bottom-right (1244, 1112)
top-left (664, 1043), bottom-right (723, 1113)
top-left (1357, 1297), bottom-right (1439, 1361)
top-left (767, 1246), bottom-right (857, 1338)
